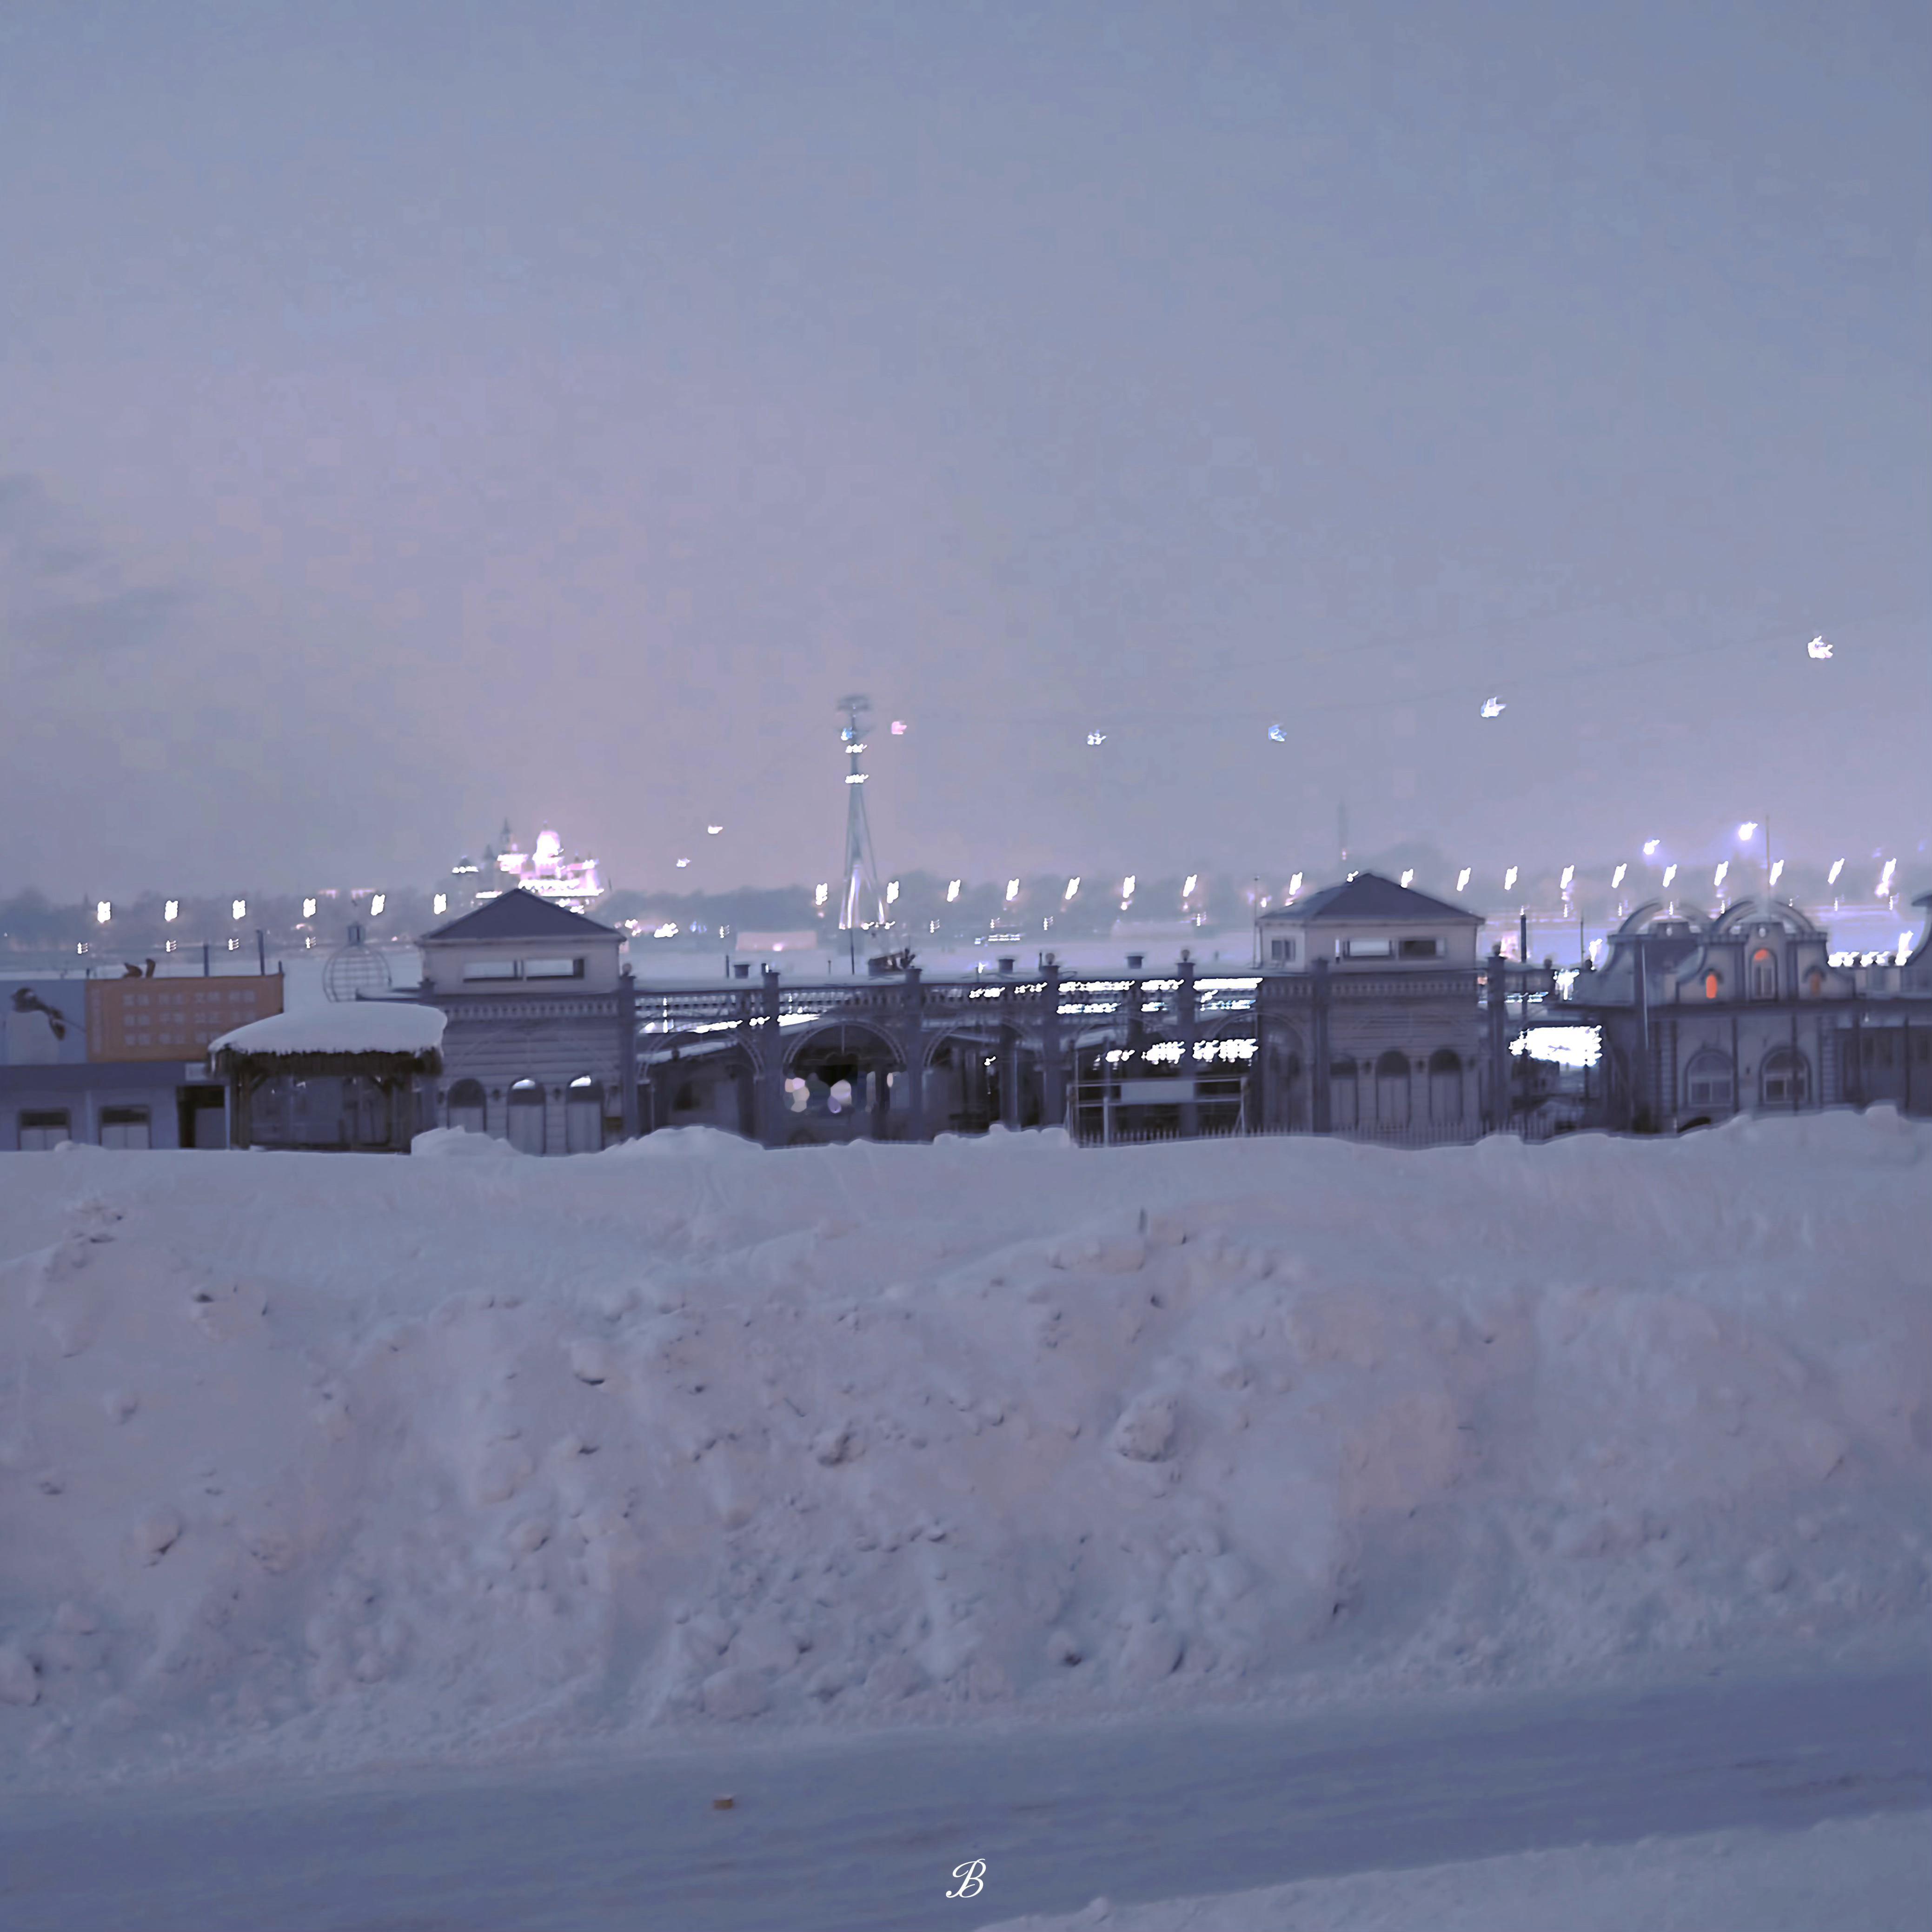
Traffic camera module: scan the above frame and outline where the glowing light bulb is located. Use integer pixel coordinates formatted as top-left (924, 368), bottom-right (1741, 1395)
top-left (232, 899), bottom-right (246, 921)
top-left (95, 900), bottom-right (111, 924)
top-left (165, 900), bottom-right (180, 922)
top-left (1480, 697), bottom-right (1506, 718)
top-left (1064, 877), bottom-right (1080, 901)
top-left (1005, 878), bottom-right (1020, 902)
top-left (946, 880), bottom-right (960, 903)
top-left (885, 880), bottom-right (899, 905)
top-left (1267, 723), bottom-right (1286, 742)
top-left (707, 824), bottom-right (723, 836)
top-left (1183, 874), bottom-right (1198, 898)
top-left (890, 719), bottom-right (907, 734)
top-left (1560, 865), bottom-right (1574, 889)
top-left (1456, 869), bottom-right (1471, 891)
top-left (1828, 859), bottom-right (1845, 885)
top-left (1086, 730), bottom-right (1106, 747)
top-left (1663, 863), bottom-right (1678, 889)
top-left (1289, 872), bottom-right (1304, 896)
top-left (1807, 636), bottom-right (1832, 659)
top-left (432, 892), bottom-right (448, 915)
top-left (1400, 869), bottom-right (1414, 888)
top-left (1769, 860), bottom-right (1784, 888)
top-left (1122, 875), bottom-right (1135, 900)
top-left (1504, 867), bottom-right (1518, 891)
top-left (301, 898), bottom-right (316, 919)
top-left (1612, 864), bottom-right (1627, 889)
top-left (815, 883), bottom-right (829, 906)
top-left (1643, 839), bottom-right (1660, 858)
top-left (1714, 861), bottom-right (1729, 890)
top-left (676, 858), bottom-right (690, 868)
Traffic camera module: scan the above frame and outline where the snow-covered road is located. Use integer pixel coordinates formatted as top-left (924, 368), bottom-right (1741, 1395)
top-left (2, 1666), bottom-right (1925, 1931)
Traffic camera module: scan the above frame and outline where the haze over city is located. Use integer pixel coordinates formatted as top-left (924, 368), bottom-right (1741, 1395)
top-left (3, 1), bottom-right (1926, 902)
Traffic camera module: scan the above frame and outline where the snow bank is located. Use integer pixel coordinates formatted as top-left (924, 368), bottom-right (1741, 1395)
top-left (972, 1811), bottom-right (1931, 1932)
top-left (0, 1111), bottom-right (1926, 1786)
top-left (210, 1002), bottom-right (445, 1057)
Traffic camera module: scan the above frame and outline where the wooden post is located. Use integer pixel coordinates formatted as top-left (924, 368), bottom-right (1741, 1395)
top-left (902, 966), bottom-right (926, 1141)
top-left (1178, 955), bottom-right (1199, 1138)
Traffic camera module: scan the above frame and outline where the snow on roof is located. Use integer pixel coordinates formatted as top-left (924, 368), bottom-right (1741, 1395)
top-left (210, 1003), bottom-right (447, 1059)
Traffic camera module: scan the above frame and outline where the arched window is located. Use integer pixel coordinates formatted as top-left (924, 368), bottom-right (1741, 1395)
top-left (506, 1078), bottom-right (546, 1155)
top-left (1704, 971), bottom-right (1721, 1000)
top-left (1751, 949), bottom-right (1777, 999)
top-left (1427, 1047), bottom-right (1462, 1122)
top-left (1759, 1047), bottom-right (1807, 1107)
top-left (1328, 1058), bottom-right (1359, 1131)
top-left (565, 1075), bottom-right (605, 1154)
top-left (447, 1078), bottom-right (486, 1135)
top-left (1374, 1049), bottom-right (1411, 1129)
top-left (1684, 1048), bottom-right (1733, 1109)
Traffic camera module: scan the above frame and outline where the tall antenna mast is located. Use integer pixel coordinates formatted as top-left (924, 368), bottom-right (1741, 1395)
top-left (836, 693), bottom-right (887, 969)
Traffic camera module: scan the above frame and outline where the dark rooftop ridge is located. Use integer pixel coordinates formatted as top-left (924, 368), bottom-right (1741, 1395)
top-left (422, 888), bottom-right (621, 943)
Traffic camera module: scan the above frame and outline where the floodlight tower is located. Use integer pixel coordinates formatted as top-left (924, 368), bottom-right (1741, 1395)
top-left (836, 693), bottom-right (887, 970)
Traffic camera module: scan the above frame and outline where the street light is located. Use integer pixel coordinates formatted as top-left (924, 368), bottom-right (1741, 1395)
top-left (232, 899), bottom-right (246, 920)
top-left (164, 900), bottom-right (179, 922)
top-left (95, 900), bottom-right (111, 924)
top-left (1611, 864), bottom-right (1627, 889)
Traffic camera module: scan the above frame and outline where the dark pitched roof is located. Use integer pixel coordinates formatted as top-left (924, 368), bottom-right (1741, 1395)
top-left (1278, 872), bottom-right (1480, 923)
top-left (422, 889), bottom-right (620, 943)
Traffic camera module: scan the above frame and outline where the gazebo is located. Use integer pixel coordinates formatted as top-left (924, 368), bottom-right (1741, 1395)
top-left (210, 1004), bottom-right (446, 1153)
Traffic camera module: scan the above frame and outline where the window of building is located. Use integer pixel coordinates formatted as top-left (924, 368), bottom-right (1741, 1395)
top-left (18, 1109), bottom-right (71, 1151)
top-left (564, 1075), bottom-right (605, 1153)
top-left (1704, 971), bottom-right (1721, 1000)
top-left (446, 1078), bottom-right (486, 1135)
top-left (1329, 1058), bottom-right (1359, 1130)
top-left (1427, 1047), bottom-right (1463, 1122)
top-left (1399, 937), bottom-right (1444, 959)
top-left (100, 1105), bottom-right (151, 1149)
top-left (524, 957), bottom-right (585, 980)
top-left (506, 1078), bottom-right (546, 1154)
top-left (1759, 1047), bottom-right (1808, 1106)
top-left (1684, 1049), bottom-right (1733, 1108)
top-left (1268, 937), bottom-right (1296, 963)
top-left (462, 960), bottom-right (519, 981)
top-left (1374, 1048), bottom-right (1411, 1128)
top-left (1751, 949), bottom-right (1777, 999)
top-left (1339, 937), bottom-right (1394, 959)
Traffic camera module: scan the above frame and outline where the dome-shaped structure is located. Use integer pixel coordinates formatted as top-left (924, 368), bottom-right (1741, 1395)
top-left (323, 923), bottom-right (393, 1003)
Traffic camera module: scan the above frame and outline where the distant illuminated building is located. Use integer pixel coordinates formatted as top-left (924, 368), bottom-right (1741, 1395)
top-left (451, 821), bottom-right (606, 913)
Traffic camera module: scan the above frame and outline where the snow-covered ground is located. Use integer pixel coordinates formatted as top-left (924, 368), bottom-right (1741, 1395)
top-left (1, 1108), bottom-right (1925, 1797)
top-left (977, 1812), bottom-right (1931, 1932)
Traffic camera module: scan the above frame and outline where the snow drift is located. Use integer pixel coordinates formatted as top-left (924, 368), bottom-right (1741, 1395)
top-left (0, 1112), bottom-right (1927, 1786)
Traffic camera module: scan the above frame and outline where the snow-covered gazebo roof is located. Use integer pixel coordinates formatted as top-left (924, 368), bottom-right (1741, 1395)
top-left (210, 1003), bottom-right (447, 1060)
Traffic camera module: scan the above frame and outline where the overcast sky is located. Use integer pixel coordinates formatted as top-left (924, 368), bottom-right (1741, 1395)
top-left (2, 1), bottom-right (1926, 899)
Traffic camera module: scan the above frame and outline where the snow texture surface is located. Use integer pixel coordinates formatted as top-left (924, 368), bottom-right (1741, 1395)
top-left (0, 1109), bottom-right (1926, 1789)
top-left (208, 1001), bottom-right (445, 1057)
top-left (973, 1811), bottom-right (1931, 1932)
